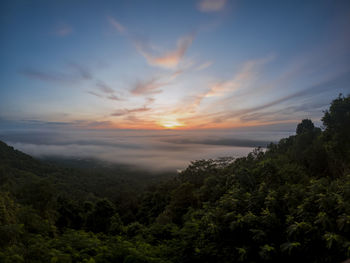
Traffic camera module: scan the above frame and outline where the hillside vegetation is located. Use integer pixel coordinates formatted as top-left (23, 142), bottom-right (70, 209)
top-left (0, 95), bottom-right (350, 263)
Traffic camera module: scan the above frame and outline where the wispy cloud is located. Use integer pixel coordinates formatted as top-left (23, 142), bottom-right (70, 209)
top-left (204, 56), bottom-right (273, 98)
top-left (146, 97), bottom-right (155, 104)
top-left (69, 63), bottom-right (93, 80)
top-left (77, 120), bottom-right (113, 129)
top-left (169, 54), bottom-right (348, 129)
top-left (197, 0), bottom-right (227, 13)
top-left (168, 70), bottom-right (183, 81)
top-left (54, 23), bottom-right (73, 37)
top-left (96, 81), bottom-right (115, 94)
top-left (20, 62), bottom-right (94, 83)
top-left (174, 94), bottom-right (207, 115)
top-left (239, 102), bottom-right (329, 123)
top-left (134, 34), bottom-right (195, 69)
top-left (107, 16), bottom-right (195, 69)
top-left (238, 73), bottom-right (350, 116)
top-left (211, 72), bottom-right (350, 124)
top-left (108, 16), bottom-right (126, 33)
top-left (107, 95), bottom-right (123, 101)
top-left (88, 81), bottom-right (123, 101)
top-left (87, 91), bottom-right (103, 98)
top-left (111, 106), bottom-right (151, 117)
top-left (174, 57), bottom-right (271, 116)
top-left (196, 61), bottom-right (213, 71)
top-left (204, 80), bottom-right (239, 98)
top-left (131, 78), bottom-right (165, 95)
top-left (20, 68), bottom-right (77, 83)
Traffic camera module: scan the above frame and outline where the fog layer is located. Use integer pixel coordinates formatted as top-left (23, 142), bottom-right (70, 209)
top-left (0, 125), bottom-right (295, 171)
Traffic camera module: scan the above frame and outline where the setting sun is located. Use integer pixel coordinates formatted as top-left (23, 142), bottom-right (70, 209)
top-left (159, 119), bottom-right (184, 129)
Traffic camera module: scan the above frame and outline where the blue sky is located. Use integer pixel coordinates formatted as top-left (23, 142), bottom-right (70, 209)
top-left (1, 0), bottom-right (350, 130)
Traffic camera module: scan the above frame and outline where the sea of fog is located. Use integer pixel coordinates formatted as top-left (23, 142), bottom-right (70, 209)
top-left (0, 124), bottom-right (296, 171)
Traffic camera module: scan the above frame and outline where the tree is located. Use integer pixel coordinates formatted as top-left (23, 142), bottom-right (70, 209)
top-left (322, 94), bottom-right (350, 175)
top-left (296, 119), bottom-right (315, 135)
top-left (86, 199), bottom-right (116, 233)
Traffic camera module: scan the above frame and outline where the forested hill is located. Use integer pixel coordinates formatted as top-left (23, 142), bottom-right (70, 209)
top-left (1, 95), bottom-right (350, 263)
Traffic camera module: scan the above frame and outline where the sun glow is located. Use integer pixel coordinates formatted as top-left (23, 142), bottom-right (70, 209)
top-left (159, 118), bottom-right (184, 129)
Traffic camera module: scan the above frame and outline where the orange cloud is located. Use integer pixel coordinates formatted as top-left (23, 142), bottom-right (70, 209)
top-left (134, 34), bottom-right (195, 69)
top-left (107, 16), bottom-right (194, 69)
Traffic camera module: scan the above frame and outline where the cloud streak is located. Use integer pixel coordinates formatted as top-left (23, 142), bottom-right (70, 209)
top-left (54, 23), bottom-right (73, 37)
top-left (20, 62), bottom-right (93, 84)
top-left (69, 63), bottom-right (93, 80)
top-left (197, 0), bottom-right (227, 13)
top-left (131, 78), bottom-right (165, 95)
top-left (203, 56), bottom-right (272, 98)
top-left (87, 80), bottom-right (124, 101)
top-left (134, 34), bottom-right (195, 69)
top-left (108, 16), bottom-right (195, 69)
top-left (211, 72), bottom-right (350, 124)
top-left (107, 95), bottom-right (123, 101)
top-left (173, 56), bottom-right (272, 117)
top-left (108, 16), bottom-right (126, 33)
top-left (20, 68), bottom-right (77, 83)
top-left (196, 61), bottom-right (213, 71)
top-left (111, 106), bottom-right (151, 117)
top-left (96, 81), bottom-right (115, 94)
top-left (87, 91), bottom-right (103, 98)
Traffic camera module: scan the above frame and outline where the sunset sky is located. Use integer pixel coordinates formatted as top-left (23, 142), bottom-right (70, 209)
top-left (1, 0), bottom-right (350, 131)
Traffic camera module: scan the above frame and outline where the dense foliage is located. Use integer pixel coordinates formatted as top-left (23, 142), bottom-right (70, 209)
top-left (0, 95), bottom-right (350, 263)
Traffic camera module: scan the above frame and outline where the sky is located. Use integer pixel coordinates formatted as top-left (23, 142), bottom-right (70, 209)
top-left (0, 0), bottom-right (350, 169)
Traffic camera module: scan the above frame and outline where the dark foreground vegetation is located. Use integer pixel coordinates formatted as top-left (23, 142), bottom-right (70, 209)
top-left (1, 95), bottom-right (350, 263)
